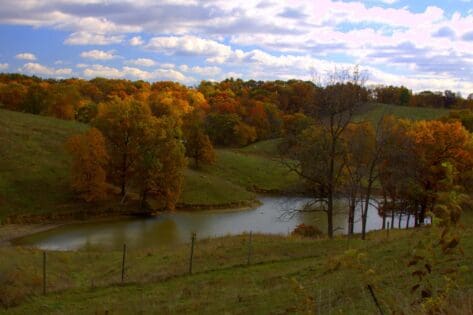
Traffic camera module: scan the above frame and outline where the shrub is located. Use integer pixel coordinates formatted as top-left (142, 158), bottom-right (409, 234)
top-left (291, 224), bottom-right (323, 238)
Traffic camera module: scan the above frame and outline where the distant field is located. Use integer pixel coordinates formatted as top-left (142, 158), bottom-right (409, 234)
top-left (356, 103), bottom-right (450, 123)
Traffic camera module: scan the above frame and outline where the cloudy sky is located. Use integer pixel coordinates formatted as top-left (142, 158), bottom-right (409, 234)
top-left (0, 0), bottom-right (472, 94)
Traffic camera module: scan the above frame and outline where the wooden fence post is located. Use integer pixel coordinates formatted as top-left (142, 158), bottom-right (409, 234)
top-left (189, 232), bottom-right (196, 275)
top-left (43, 251), bottom-right (47, 295)
top-left (247, 231), bottom-right (253, 266)
top-left (121, 244), bottom-right (126, 283)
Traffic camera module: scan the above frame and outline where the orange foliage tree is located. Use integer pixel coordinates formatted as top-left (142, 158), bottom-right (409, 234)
top-left (406, 120), bottom-right (473, 224)
top-left (182, 110), bottom-right (215, 168)
top-left (66, 128), bottom-right (109, 202)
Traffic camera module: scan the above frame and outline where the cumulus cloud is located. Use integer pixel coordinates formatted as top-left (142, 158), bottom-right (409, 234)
top-left (18, 63), bottom-right (72, 76)
top-left (125, 58), bottom-right (156, 67)
top-left (15, 53), bottom-right (37, 61)
top-left (462, 31), bottom-right (473, 41)
top-left (146, 35), bottom-right (232, 57)
top-left (129, 36), bottom-right (144, 46)
top-left (82, 64), bottom-right (194, 84)
top-left (179, 65), bottom-right (221, 76)
top-left (0, 63), bottom-right (8, 71)
top-left (432, 26), bottom-right (456, 39)
top-left (80, 50), bottom-right (117, 60)
top-left (65, 32), bottom-right (124, 45)
top-left (0, 0), bottom-right (472, 93)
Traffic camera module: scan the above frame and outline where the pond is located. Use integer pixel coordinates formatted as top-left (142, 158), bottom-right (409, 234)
top-left (13, 196), bottom-right (416, 250)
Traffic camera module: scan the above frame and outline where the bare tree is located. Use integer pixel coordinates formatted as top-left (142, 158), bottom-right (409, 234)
top-left (281, 67), bottom-right (368, 238)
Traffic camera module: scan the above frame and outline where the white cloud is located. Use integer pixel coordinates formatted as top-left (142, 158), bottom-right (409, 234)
top-left (80, 50), bottom-right (117, 60)
top-left (0, 63), bottom-right (8, 71)
top-left (18, 63), bottom-right (72, 76)
top-left (82, 64), bottom-right (194, 84)
top-left (180, 65), bottom-right (221, 76)
top-left (83, 64), bottom-right (124, 78)
top-left (125, 58), bottom-right (156, 67)
top-left (65, 32), bottom-right (124, 45)
top-left (15, 53), bottom-right (36, 61)
top-left (380, 0), bottom-right (399, 4)
top-left (146, 35), bottom-right (232, 57)
top-left (0, 1), bottom-right (472, 93)
top-left (129, 36), bottom-right (144, 46)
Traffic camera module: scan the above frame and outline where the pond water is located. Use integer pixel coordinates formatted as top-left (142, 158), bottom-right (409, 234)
top-left (13, 196), bottom-right (417, 251)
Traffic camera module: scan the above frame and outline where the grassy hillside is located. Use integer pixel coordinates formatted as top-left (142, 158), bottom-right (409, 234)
top-left (2, 212), bottom-right (472, 313)
top-left (0, 110), bottom-right (89, 220)
top-left (0, 109), bottom-right (294, 221)
top-left (356, 103), bottom-right (450, 123)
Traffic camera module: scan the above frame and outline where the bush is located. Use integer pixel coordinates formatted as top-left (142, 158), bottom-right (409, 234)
top-left (291, 224), bottom-right (323, 238)
top-left (0, 267), bottom-right (42, 308)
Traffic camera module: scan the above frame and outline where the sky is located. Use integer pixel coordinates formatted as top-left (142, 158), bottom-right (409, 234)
top-left (0, 0), bottom-right (472, 95)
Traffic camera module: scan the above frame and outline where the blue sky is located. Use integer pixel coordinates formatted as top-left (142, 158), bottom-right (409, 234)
top-left (0, 0), bottom-right (472, 94)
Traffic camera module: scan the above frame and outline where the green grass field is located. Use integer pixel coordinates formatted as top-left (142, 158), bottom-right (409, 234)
top-left (1, 211), bottom-right (472, 313)
top-left (356, 103), bottom-right (450, 123)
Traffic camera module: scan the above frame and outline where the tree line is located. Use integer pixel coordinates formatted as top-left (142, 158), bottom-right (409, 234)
top-left (2, 74), bottom-right (473, 149)
top-left (281, 69), bottom-right (473, 238)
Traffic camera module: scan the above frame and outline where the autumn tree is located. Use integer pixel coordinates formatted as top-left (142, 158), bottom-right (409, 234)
top-left (135, 116), bottom-right (187, 209)
top-left (406, 120), bottom-right (473, 225)
top-left (66, 128), bottom-right (108, 202)
top-left (182, 110), bottom-right (215, 168)
top-left (46, 83), bottom-right (81, 120)
top-left (93, 96), bottom-right (152, 196)
top-left (342, 122), bottom-right (376, 235)
top-left (283, 68), bottom-right (368, 238)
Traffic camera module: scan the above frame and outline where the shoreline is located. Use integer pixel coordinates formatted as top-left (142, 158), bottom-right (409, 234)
top-left (0, 199), bottom-right (264, 246)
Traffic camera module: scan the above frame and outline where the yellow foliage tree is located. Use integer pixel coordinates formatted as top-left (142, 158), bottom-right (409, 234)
top-left (135, 116), bottom-right (187, 210)
top-left (66, 128), bottom-right (109, 202)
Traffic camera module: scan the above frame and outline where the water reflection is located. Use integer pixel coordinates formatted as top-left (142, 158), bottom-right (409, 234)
top-left (13, 196), bottom-right (419, 251)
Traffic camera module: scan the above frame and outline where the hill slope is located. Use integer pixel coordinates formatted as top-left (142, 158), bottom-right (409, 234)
top-left (0, 109), bottom-right (295, 221)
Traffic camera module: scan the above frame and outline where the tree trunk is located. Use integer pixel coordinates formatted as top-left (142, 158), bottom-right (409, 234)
top-left (361, 184), bottom-right (373, 240)
top-left (382, 193), bottom-right (387, 230)
top-left (121, 153), bottom-right (127, 196)
top-left (348, 198), bottom-right (355, 235)
top-left (406, 213), bottom-right (410, 229)
top-left (390, 200), bottom-right (395, 229)
top-left (140, 190), bottom-right (148, 209)
top-left (398, 212), bottom-right (402, 229)
top-left (327, 191), bottom-right (334, 238)
top-left (418, 202), bottom-right (427, 226)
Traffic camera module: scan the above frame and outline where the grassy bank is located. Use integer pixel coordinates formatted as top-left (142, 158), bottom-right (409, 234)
top-left (2, 211), bottom-right (472, 313)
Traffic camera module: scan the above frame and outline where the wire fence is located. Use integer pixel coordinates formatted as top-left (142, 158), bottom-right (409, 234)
top-left (1, 231), bottom-right (472, 314)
